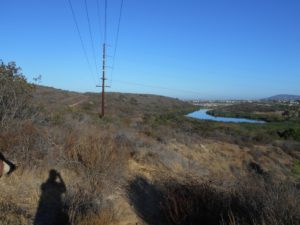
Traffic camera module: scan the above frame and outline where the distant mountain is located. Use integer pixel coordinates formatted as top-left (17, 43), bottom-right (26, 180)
top-left (264, 94), bottom-right (300, 101)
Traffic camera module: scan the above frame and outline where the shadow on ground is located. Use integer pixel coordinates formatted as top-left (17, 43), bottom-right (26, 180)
top-left (127, 176), bottom-right (265, 225)
top-left (34, 169), bottom-right (69, 225)
top-left (127, 177), bottom-right (168, 225)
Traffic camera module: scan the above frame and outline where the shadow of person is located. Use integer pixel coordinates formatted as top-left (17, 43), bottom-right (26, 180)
top-left (34, 170), bottom-right (69, 225)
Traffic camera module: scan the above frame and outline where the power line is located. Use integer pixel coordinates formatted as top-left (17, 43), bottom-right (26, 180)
top-left (66, 0), bottom-right (96, 84)
top-left (99, 0), bottom-right (108, 117)
top-left (104, 0), bottom-right (108, 43)
top-left (84, 0), bottom-right (99, 76)
top-left (96, 0), bottom-right (103, 44)
top-left (112, 79), bottom-right (300, 96)
top-left (110, 0), bottom-right (124, 86)
top-left (112, 79), bottom-right (205, 95)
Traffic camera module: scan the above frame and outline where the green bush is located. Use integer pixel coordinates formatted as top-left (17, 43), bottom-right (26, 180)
top-left (277, 128), bottom-right (300, 141)
top-left (292, 160), bottom-right (300, 181)
top-left (0, 60), bottom-right (34, 127)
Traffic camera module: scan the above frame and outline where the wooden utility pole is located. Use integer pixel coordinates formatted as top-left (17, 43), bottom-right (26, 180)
top-left (101, 43), bottom-right (106, 117)
top-left (97, 43), bottom-right (108, 117)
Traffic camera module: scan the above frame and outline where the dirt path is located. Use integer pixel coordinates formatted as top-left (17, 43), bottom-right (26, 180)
top-left (68, 96), bottom-right (89, 108)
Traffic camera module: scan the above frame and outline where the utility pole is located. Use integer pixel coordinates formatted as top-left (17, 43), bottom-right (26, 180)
top-left (96, 43), bottom-right (108, 117)
top-left (101, 43), bottom-right (106, 117)
top-left (97, 0), bottom-right (109, 118)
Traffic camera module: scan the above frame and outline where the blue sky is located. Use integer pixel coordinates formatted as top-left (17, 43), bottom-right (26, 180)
top-left (1, 0), bottom-right (300, 99)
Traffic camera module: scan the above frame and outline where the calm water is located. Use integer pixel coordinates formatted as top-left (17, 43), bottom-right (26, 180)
top-left (187, 109), bottom-right (266, 124)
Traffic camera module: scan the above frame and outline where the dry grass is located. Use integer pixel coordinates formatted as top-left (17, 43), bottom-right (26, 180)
top-left (70, 210), bottom-right (115, 225)
top-left (0, 201), bottom-right (31, 225)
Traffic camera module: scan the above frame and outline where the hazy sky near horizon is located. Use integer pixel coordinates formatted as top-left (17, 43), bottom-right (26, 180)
top-left (1, 0), bottom-right (300, 99)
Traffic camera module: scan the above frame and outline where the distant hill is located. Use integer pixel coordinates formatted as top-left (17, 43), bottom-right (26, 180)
top-left (33, 85), bottom-right (194, 117)
top-left (264, 94), bottom-right (300, 101)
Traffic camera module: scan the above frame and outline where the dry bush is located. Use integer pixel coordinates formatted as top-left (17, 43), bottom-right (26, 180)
top-left (278, 141), bottom-right (300, 160)
top-left (127, 176), bottom-right (300, 225)
top-left (66, 187), bottom-right (115, 225)
top-left (67, 188), bottom-right (100, 223)
top-left (0, 121), bottom-right (49, 167)
top-left (58, 128), bottom-right (132, 223)
top-left (162, 179), bottom-right (300, 225)
top-left (65, 130), bottom-right (130, 190)
top-left (162, 182), bottom-right (262, 225)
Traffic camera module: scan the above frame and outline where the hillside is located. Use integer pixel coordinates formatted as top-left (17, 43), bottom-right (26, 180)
top-left (1, 83), bottom-right (300, 224)
top-left (264, 94), bottom-right (300, 101)
top-left (32, 86), bottom-right (195, 129)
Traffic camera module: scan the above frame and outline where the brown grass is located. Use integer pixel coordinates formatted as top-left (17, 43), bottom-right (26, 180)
top-left (72, 212), bottom-right (114, 225)
top-left (0, 201), bottom-right (31, 225)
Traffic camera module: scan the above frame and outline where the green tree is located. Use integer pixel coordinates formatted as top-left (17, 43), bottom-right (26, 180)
top-left (0, 60), bottom-right (34, 127)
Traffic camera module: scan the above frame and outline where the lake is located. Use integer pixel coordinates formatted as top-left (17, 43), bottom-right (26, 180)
top-left (187, 109), bottom-right (266, 124)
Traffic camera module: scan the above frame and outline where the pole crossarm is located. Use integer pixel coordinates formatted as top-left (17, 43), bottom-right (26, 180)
top-left (96, 85), bottom-right (110, 88)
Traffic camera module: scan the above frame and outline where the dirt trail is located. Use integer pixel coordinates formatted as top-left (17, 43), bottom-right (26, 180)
top-left (68, 96), bottom-right (89, 108)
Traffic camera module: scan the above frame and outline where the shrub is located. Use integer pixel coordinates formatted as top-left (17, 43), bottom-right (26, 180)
top-left (0, 60), bottom-right (34, 127)
top-left (0, 121), bottom-right (48, 167)
top-left (127, 176), bottom-right (300, 225)
top-left (64, 129), bottom-right (130, 193)
top-left (292, 160), bottom-right (300, 182)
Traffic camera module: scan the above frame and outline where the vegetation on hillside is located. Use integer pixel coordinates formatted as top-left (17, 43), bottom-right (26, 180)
top-left (206, 102), bottom-right (300, 142)
top-left (0, 61), bottom-right (300, 225)
top-left (208, 102), bottom-right (300, 122)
